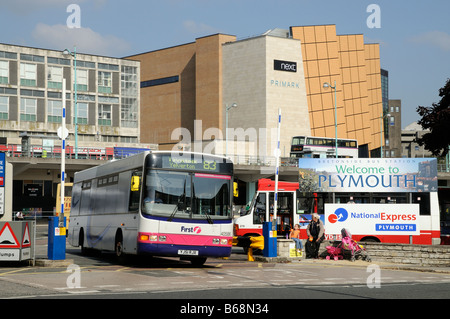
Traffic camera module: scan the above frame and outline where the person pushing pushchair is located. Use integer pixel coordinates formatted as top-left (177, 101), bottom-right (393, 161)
top-left (305, 213), bottom-right (325, 259)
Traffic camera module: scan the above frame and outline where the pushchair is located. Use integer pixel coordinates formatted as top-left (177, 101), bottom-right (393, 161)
top-left (325, 245), bottom-right (343, 261)
top-left (340, 228), bottom-right (371, 262)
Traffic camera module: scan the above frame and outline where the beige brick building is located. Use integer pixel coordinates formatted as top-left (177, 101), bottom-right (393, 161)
top-left (127, 24), bottom-right (383, 158)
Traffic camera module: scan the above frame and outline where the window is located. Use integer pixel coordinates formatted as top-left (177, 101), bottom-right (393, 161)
top-left (76, 69), bottom-right (88, 92)
top-left (141, 75), bottom-right (179, 88)
top-left (253, 193), bottom-right (266, 225)
top-left (47, 66), bottom-right (63, 89)
top-left (129, 171), bottom-right (142, 212)
top-left (121, 66), bottom-right (138, 97)
top-left (98, 104), bottom-right (111, 126)
top-left (20, 63), bottom-right (37, 87)
top-left (390, 116), bottom-right (395, 126)
top-left (47, 100), bottom-right (62, 123)
top-left (0, 61), bottom-right (8, 85)
top-left (98, 63), bottom-right (119, 71)
top-left (142, 170), bottom-right (231, 219)
top-left (20, 98), bottom-right (37, 121)
top-left (121, 97), bottom-right (138, 128)
top-left (20, 53), bottom-right (44, 63)
top-left (98, 71), bottom-right (112, 93)
top-left (47, 57), bottom-right (70, 66)
top-left (0, 96), bottom-right (8, 120)
top-left (75, 102), bottom-right (88, 124)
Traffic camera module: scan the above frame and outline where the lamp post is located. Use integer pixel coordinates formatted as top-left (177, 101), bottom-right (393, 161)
top-left (62, 46), bottom-right (78, 159)
top-left (323, 81), bottom-right (337, 158)
top-left (225, 103), bottom-right (237, 158)
top-left (380, 112), bottom-right (391, 158)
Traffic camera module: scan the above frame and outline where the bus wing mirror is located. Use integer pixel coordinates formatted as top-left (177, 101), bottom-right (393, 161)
top-left (233, 182), bottom-right (239, 197)
top-left (131, 176), bottom-right (140, 192)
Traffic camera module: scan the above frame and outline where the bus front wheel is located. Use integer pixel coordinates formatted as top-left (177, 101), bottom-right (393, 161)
top-left (115, 230), bottom-right (126, 263)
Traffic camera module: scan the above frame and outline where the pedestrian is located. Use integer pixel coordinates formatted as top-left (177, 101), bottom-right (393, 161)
top-left (289, 224), bottom-right (303, 256)
top-left (305, 213), bottom-right (325, 259)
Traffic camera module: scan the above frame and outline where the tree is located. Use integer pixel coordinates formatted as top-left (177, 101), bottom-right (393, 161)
top-left (416, 78), bottom-right (450, 157)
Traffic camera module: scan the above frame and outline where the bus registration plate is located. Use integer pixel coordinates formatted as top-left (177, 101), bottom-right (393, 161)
top-left (178, 249), bottom-right (199, 256)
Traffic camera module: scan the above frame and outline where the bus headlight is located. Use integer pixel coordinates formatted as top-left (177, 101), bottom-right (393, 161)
top-left (149, 235), bottom-right (158, 242)
top-left (159, 235), bottom-right (167, 242)
top-left (220, 239), bottom-right (229, 245)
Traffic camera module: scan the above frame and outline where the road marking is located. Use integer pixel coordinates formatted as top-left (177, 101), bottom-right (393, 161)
top-left (67, 290), bottom-right (100, 294)
top-left (0, 269), bottom-right (29, 276)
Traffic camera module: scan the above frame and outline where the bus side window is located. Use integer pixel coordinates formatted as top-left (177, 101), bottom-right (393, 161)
top-left (129, 170), bottom-right (142, 212)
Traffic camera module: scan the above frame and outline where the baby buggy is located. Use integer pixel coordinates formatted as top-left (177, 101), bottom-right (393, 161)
top-left (325, 245), bottom-right (343, 261)
top-left (340, 228), bottom-right (371, 262)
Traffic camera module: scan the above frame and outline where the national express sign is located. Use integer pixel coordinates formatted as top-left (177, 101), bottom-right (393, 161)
top-left (298, 158), bottom-right (438, 193)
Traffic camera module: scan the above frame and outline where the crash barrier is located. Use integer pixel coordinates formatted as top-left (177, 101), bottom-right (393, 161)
top-left (0, 221), bottom-right (34, 262)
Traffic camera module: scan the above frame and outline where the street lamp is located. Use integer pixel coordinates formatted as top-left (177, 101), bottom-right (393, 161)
top-left (225, 103), bottom-right (238, 158)
top-left (323, 81), bottom-right (337, 158)
top-left (62, 46), bottom-right (78, 159)
top-left (380, 112), bottom-right (391, 158)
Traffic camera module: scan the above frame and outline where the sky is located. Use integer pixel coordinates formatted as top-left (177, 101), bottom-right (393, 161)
top-left (0, 0), bottom-right (449, 129)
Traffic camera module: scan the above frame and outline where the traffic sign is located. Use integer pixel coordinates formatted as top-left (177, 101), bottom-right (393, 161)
top-left (0, 222), bottom-right (20, 248)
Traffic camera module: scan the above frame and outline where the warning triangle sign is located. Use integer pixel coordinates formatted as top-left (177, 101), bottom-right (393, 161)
top-left (22, 223), bottom-right (31, 248)
top-left (0, 223), bottom-right (20, 248)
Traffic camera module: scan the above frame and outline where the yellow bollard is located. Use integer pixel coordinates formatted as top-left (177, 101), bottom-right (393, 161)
top-left (247, 236), bottom-right (264, 262)
top-left (247, 247), bottom-right (254, 261)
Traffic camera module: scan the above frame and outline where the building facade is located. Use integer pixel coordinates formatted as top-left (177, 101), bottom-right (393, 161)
top-left (0, 43), bottom-right (142, 214)
top-left (126, 34), bottom-right (236, 149)
top-left (385, 99), bottom-right (402, 158)
top-left (222, 32), bottom-right (311, 158)
top-left (128, 25), bottom-right (384, 159)
top-left (0, 43), bottom-right (140, 148)
top-left (402, 122), bottom-right (433, 158)
top-left (290, 25), bottom-right (383, 156)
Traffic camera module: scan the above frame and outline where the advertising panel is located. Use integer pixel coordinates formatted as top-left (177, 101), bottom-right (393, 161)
top-left (325, 204), bottom-right (420, 236)
top-left (298, 158), bottom-right (438, 193)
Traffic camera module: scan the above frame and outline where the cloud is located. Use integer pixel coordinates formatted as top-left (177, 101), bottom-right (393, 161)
top-left (183, 20), bottom-right (222, 36)
top-left (31, 23), bottom-right (131, 57)
top-left (409, 31), bottom-right (450, 52)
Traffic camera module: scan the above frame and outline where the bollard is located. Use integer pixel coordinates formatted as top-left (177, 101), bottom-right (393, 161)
top-left (248, 236), bottom-right (264, 261)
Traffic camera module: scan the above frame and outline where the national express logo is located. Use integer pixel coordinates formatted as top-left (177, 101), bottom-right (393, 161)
top-left (181, 226), bottom-right (202, 234)
top-left (328, 208), bottom-right (349, 224)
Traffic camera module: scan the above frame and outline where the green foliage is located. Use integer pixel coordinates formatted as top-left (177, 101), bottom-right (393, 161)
top-left (416, 78), bottom-right (450, 157)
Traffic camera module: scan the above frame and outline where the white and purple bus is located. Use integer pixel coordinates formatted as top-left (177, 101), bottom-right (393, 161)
top-left (68, 151), bottom-right (234, 266)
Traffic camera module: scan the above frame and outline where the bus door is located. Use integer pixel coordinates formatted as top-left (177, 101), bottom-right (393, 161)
top-left (269, 192), bottom-right (295, 237)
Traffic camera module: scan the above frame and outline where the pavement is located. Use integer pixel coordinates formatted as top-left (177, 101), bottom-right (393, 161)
top-left (23, 231), bottom-right (450, 274)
